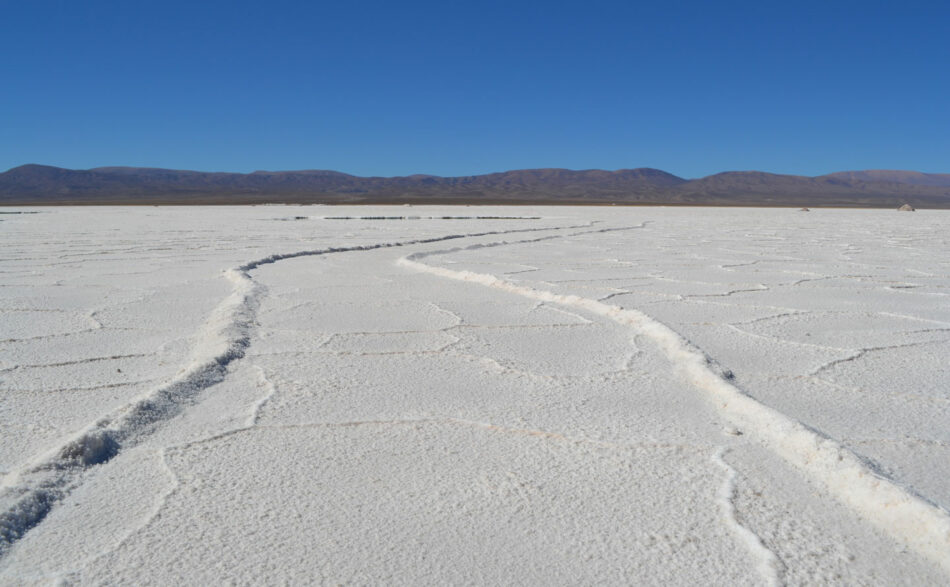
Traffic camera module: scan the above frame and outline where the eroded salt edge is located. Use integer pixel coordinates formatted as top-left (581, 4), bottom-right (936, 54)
top-left (397, 247), bottom-right (950, 574)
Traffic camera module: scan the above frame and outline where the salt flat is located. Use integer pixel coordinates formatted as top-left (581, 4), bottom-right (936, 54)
top-left (1, 206), bottom-right (949, 585)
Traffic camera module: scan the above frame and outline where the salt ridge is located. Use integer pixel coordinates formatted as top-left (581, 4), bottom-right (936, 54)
top-left (397, 235), bottom-right (950, 574)
top-left (0, 222), bottom-right (588, 557)
top-left (712, 447), bottom-right (784, 586)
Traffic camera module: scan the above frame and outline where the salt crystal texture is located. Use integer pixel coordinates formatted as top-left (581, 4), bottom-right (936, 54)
top-left (1, 206), bottom-right (948, 584)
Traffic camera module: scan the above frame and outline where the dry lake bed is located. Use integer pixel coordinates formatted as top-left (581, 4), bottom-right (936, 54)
top-left (1, 206), bottom-right (949, 584)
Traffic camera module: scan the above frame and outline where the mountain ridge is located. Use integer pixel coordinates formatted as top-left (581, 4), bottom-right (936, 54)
top-left (2, 164), bottom-right (949, 207)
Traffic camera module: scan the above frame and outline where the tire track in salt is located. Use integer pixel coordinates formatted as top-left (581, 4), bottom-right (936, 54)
top-left (0, 221), bottom-right (588, 558)
top-left (397, 231), bottom-right (950, 575)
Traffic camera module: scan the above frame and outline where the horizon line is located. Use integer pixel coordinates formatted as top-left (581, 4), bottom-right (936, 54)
top-left (5, 163), bottom-right (950, 180)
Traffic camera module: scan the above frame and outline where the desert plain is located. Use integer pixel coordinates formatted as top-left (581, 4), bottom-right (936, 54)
top-left (1, 206), bottom-right (949, 584)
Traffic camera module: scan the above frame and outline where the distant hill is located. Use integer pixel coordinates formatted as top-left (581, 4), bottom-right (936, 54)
top-left (822, 170), bottom-right (950, 187)
top-left (1, 164), bottom-right (949, 207)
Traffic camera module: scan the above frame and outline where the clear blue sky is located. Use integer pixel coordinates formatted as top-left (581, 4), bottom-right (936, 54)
top-left (2, 0), bottom-right (948, 178)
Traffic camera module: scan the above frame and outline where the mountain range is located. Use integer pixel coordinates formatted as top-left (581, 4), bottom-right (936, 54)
top-left (2, 164), bottom-right (950, 207)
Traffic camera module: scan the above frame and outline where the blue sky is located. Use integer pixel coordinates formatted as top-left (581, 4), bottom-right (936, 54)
top-left (2, 0), bottom-right (948, 178)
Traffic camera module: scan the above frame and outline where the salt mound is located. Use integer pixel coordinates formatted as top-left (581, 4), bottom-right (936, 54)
top-left (897, 204), bottom-right (915, 211)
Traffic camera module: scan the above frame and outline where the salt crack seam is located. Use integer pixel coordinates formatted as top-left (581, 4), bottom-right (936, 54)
top-left (0, 222), bottom-right (587, 557)
top-left (397, 236), bottom-right (950, 575)
top-left (712, 447), bottom-right (784, 586)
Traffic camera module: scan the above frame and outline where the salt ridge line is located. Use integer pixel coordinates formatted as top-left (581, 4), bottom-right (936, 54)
top-left (398, 243), bottom-right (950, 575)
top-left (0, 222), bottom-right (589, 558)
top-left (712, 448), bottom-right (784, 586)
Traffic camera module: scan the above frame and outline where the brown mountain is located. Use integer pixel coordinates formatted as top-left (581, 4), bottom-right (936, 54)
top-left (673, 170), bottom-right (950, 206)
top-left (1, 164), bottom-right (948, 207)
top-left (823, 170), bottom-right (950, 187)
